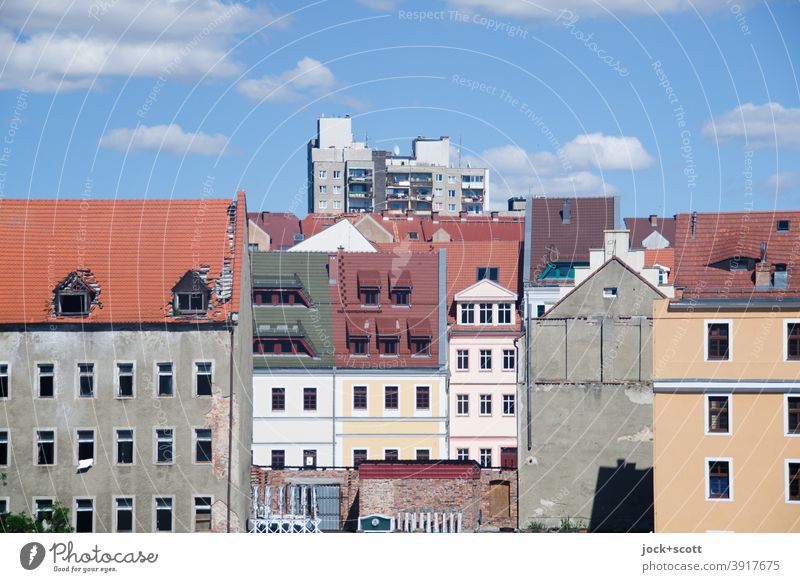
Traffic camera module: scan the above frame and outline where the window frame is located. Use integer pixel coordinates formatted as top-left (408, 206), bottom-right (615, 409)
top-left (784, 320), bottom-right (800, 361)
top-left (115, 361), bottom-right (135, 399)
top-left (271, 387), bottom-right (286, 412)
top-left (603, 287), bottom-right (618, 298)
top-left (479, 349), bottom-right (492, 371)
top-left (0, 496), bottom-right (9, 515)
top-left (456, 394), bottom-right (469, 416)
top-left (73, 497), bottom-right (96, 533)
top-left (784, 394), bottom-right (800, 437)
top-left (113, 496), bottom-right (135, 533)
top-left (303, 387), bottom-right (318, 412)
top-left (194, 428), bottom-right (213, 464)
top-left (704, 394), bottom-right (732, 436)
top-left (459, 303), bottom-right (475, 325)
top-left (502, 349), bottom-right (515, 371)
top-left (479, 303), bottom-right (493, 324)
top-left (383, 448), bottom-right (399, 461)
top-left (479, 394), bottom-right (492, 416)
top-left (0, 362), bottom-right (9, 400)
top-left (154, 427), bottom-right (175, 465)
top-left (705, 457), bottom-right (733, 502)
top-left (153, 496), bottom-right (175, 533)
top-left (0, 429), bottom-right (8, 467)
top-left (155, 362), bottom-right (174, 398)
top-left (115, 428), bottom-right (135, 466)
top-left (270, 449), bottom-right (285, 470)
top-left (456, 349), bottom-right (469, 371)
top-left (479, 448), bottom-right (492, 468)
top-left (194, 361), bottom-right (213, 397)
top-left (415, 385), bottom-right (431, 412)
top-left (415, 448), bottom-right (431, 461)
top-left (704, 320), bottom-right (732, 362)
top-left (76, 362), bottom-right (96, 399)
top-left (502, 394), bottom-right (515, 416)
top-left (193, 495), bottom-right (214, 532)
top-left (75, 428), bottom-right (95, 467)
top-left (34, 428), bottom-right (56, 466)
top-left (36, 362), bottom-right (55, 399)
top-left (786, 459), bottom-right (800, 504)
top-left (33, 497), bottom-right (55, 523)
top-left (352, 448), bottom-right (368, 467)
top-left (456, 448), bottom-right (469, 461)
top-left (498, 303), bottom-right (512, 324)
top-left (352, 385), bottom-right (368, 415)
top-left (383, 385), bottom-right (399, 415)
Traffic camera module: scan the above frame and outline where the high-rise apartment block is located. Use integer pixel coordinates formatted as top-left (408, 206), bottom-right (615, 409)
top-left (308, 116), bottom-right (489, 215)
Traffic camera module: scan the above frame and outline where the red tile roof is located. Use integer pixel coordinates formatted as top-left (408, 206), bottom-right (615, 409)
top-left (644, 248), bottom-right (675, 273)
top-left (624, 216), bottom-right (676, 248)
top-left (330, 251), bottom-right (441, 368)
top-left (674, 211), bottom-right (800, 298)
top-left (248, 211), bottom-right (301, 251)
top-left (529, 197), bottom-right (616, 284)
top-left (0, 194), bottom-right (246, 324)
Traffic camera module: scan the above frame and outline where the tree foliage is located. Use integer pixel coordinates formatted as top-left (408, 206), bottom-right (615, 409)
top-left (0, 501), bottom-right (74, 533)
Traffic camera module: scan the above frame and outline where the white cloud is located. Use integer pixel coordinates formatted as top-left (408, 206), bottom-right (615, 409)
top-left (560, 133), bottom-right (655, 170)
top-left (238, 57), bottom-right (337, 102)
top-left (445, 0), bottom-right (751, 19)
top-left (764, 171), bottom-right (799, 193)
top-left (0, 0), bottom-right (281, 92)
top-left (99, 124), bottom-right (229, 156)
top-left (703, 102), bottom-right (800, 149)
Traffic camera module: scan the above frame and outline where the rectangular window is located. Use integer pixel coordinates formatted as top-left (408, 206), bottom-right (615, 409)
top-left (503, 349), bottom-right (515, 371)
top-left (448, 189), bottom-right (456, 198)
top-left (0, 431), bottom-right (7, 465)
top-left (707, 395), bottom-right (730, 434)
top-left (384, 386), bottom-right (399, 410)
top-left (196, 362), bottom-right (212, 396)
top-left (349, 338), bottom-right (369, 355)
top-left (503, 394), bottom-right (515, 415)
top-left (460, 304), bottom-right (475, 324)
top-left (789, 462), bottom-right (800, 502)
top-left (271, 388), bottom-right (285, 411)
top-left (788, 323), bottom-right (800, 360)
top-left (434, 188), bottom-right (443, 196)
top-left (303, 449), bottom-right (317, 469)
top-left (707, 322), bottom-right (730, 361)
top-left (477, 267), bottom-right (499, 282)
top-left (480, 350), bottom-right (492, 371)
top-left (537, 304), bottom-right (546, 317)
top-left (157, 363), bottom-right (173, 397)
top-left (448, 203), bottom-right (456, 211)
top-left (0, 364), bottom-right (8, 399)
top-left (479, 303), bottom-right (493, 324)
top-left (117, 363), bottom-right (134, 398)
top-left (392, 288), bottom-right (411, 305)
top-left (379, 337), bottom-right (398, 356)
top-left (77, 430), bottom-right (94, 463)
top-left (412, 338), bottom-right (431, 357)
top-left (333, 170), bottom-right (341, 179)
top-left (456, 394), bottom-right (469, 416)
top-left (353, 449), bottom-right (367, 466)
top-left (435, 173), bottom-right (443, 181)
top-left (480, 394), bottom-right (492, 416)
top-left (194, 496), bottom-right (212, 532)
top-left (603, 287), bottom-right (618, 298)
top-left (707, 460), bottom-right (731, 500)
top-left (195, 429), bottom-right (212, 463)
top-left (116, 429), bottom-right (134, 464)
top-left (115, 498), bottom-right (133, 533)
top-left (155, 429), bottom-right (173, 463)
top-left (36, 430), bottom-right (55, 465)
top-left (319, 200), bottom-right (327, 209)
top-left (303, 387), bottom-right (317, 411)
top-left (35, 499), bottom-right (53, 522)
top-left (271, 450), bottom-right (285, 469)
top-left (155, 497), bottom-right (173, 532)
top-left (333, 200), bottom-right (341, 210)
top-left (75, 498), bottom-right (94, 533)
top-left (415, 386), bottom-right (430, 410)
top-left (384, 449), bottom-right (399, 461)
top-left (456, 448), bottom-right (469, 461)
top-left (353, 386), bottom-right (367, 410)
top-left (319, 170), bottom-right (327, 179)
top-left (778, 220), bottom-right (790, 231)
top-left (38, 364), bottom-right (54, 398)
top-left (787, 396), bottom-right (800, 435)
top-left (448, 175), bottom-right (455, 184)
top-left (78, 363), bottom-right (94, 397)
top-left (456, 349), bottom-right (469, 371)
top-left (498, 303), bottom-right (512, 324)
top-left (333, 185), bottom-right (341, 195)
top-left (360, 288), bottom-right (380, 306)
top-left (480, 448), bottom-right (492, 468)
top-left (416, 449), bottom-right (430, 461)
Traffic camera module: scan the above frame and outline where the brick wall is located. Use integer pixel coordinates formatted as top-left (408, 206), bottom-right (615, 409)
top-left (251, 466), bottom-right (518, 532)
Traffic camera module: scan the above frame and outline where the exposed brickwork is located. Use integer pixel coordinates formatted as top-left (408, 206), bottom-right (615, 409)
top-left (251, 466), bottom-right (517, 532)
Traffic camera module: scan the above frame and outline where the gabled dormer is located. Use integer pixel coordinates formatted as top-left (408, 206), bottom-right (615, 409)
top-left (172, 270), bottom-right (211, 316)
top-left (54, 271), bottom-right (98, 317)
top-left (454, 279), bottom-right (518, 326)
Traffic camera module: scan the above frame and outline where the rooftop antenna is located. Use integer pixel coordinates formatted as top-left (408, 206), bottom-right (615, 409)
top-left (458, 135), bottom-right (462, 167)
top-left (365, 131), bottom-right (369, 147)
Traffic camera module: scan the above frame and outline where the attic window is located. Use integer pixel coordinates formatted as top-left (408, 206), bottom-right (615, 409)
top-left (603, 287), bottom-right (618, 298)
top-left (778, 220), bottom-right (790, 232)
top-left (477, 267), bottom-right (499, 282)
top-left (177, 292), bottom-right (205, 313)
top-left (58, 292), bottom-right (89, 316)
top-left (408, 232), bottom-right (419, 240)
top-left (172, 270), bottom-right (210, 315)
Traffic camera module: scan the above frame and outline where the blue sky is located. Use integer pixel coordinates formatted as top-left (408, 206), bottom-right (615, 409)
top-left (0, 0), bottom-right (798, 217)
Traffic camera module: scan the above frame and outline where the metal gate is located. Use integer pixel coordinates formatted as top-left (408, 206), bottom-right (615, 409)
top-left (293, 484), bottom-right (340, 531)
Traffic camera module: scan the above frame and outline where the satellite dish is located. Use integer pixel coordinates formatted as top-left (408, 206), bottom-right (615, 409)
top-left (393, 145), bottom-right (400, 156)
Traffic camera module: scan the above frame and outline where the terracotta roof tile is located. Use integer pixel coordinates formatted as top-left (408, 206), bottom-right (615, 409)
top-left (248, 211), bottom-right (301, 251)
top-left (624, 216), bottom-right (676, 248)
top-left (0, 196), bottom-right (244, 324)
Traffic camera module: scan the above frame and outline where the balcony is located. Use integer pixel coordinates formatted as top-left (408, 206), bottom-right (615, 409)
top-left (462, 180), bottom-right (484, 189)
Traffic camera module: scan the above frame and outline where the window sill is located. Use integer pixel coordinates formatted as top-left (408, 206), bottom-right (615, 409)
top-left (379, 355), bottom-right (399, 359)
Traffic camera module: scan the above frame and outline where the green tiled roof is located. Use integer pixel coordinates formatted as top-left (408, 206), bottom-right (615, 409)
top-left (250, 252), bottom-right (334, 368)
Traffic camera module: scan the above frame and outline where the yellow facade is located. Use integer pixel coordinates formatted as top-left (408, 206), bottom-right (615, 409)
top-left (336, 375), bottom-right (447, 466)
top-left (653, 298), bottom-right (800, 532)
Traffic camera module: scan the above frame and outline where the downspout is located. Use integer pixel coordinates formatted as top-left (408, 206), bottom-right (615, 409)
top-left (227, 323), bottom-right (235, 532)
top-left (599, 319), bottom-right (604, 383)
top-left (526, 304), bottom-right (532, 451)
top-left (564, 319), bottom-right (568, 381)
top-left (638, 318), bottom-right (643, 382)
top-left (332, 365), bottom-right (337, 465)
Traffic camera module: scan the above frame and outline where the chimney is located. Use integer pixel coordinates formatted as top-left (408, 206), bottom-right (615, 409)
top-left (431, 211), bottom-right (439, 222)
top-left (755, 241), bottom-right (772, 289)
top-left (561, 200), bottom-right (571, 224)
top-left (649, 214), bottom-right (658, 227)
top-left (691, 211), bottom-right (697, 239)
top-left (490, 211), bottom-right (499, 221)
top-left (459, 210), bottom-right (468, 220)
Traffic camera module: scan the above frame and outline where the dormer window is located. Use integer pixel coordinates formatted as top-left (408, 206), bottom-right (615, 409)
top-left (172, 270), bottom-right (210, 316)
top-left (358, 271), bottom-right (381, 307)
top-left (391, 271), bottom-right (412, 306)
top-left (55, 271), bottom-right (95, 317)
top-left (778, 220), bottom-right (790, 232)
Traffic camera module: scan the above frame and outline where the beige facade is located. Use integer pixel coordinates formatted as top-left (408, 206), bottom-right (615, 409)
top-left (653, 298), bottom-right (800, 532)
